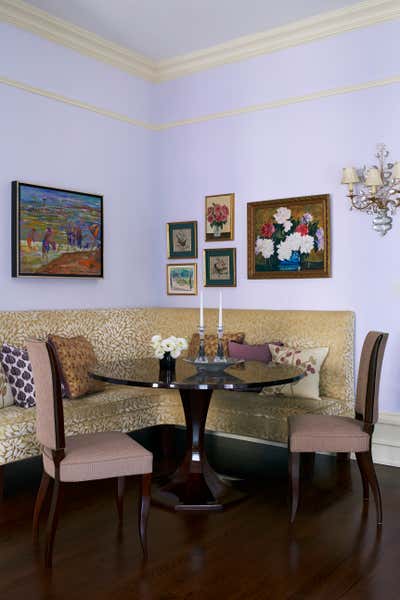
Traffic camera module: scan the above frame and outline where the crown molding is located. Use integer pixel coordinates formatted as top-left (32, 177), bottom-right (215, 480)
top-left (158, 0), bottom-right (400, 81)
top-left (0, 0), bottom-right (399, 83)
top-left (0, 0), bottom-right (157, 81)
top-left (2, 73), bottom-right (399, 132)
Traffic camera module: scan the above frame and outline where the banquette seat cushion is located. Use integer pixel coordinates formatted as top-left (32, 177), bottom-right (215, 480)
top-left (0, 307), bottom-right (354, 465)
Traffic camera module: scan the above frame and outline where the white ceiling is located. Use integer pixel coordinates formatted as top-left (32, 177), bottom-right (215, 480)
top-left (22, 0), bottom-right (362, 60)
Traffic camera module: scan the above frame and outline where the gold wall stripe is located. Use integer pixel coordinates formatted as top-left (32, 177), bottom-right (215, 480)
top-left (1, 74), bottom-right (399, 132)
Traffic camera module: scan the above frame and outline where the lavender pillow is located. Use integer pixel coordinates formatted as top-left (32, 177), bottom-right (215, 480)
top-left (0, 343), bottom-right (36, 408)
top-left (228, 341), bottom-right (273, 363)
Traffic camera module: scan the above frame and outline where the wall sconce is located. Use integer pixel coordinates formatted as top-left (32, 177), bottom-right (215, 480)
top-left (341, 143), bottom-right (400, 236)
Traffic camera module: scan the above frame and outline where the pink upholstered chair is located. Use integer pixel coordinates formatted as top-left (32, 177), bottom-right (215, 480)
top-left (27, 340), bottom-right (153, 567)
top-left (288, 331), bottom-right (388, 526)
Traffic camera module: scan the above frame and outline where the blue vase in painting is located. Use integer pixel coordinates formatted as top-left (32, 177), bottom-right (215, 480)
top-left (278, 251), bottom-right (301, 271)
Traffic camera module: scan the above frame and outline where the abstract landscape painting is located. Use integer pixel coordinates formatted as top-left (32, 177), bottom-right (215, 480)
top-left (12, 182), bottom-right (103, 278)
top-left (247, 195), bottom-right (330, 279)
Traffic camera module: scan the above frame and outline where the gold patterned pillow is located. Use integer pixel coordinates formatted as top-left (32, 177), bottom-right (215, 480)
top-left (48, 335), bottom-right (105, 399)
top-left (0, 362), bottom-right (14, 409)
top-left (188, 332), bottom-right (245, 359)
top-left (261, 343), bottom-right (329, 400)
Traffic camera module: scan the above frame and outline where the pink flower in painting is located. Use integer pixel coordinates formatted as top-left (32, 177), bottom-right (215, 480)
top-left (295, 223), bottom-right (309, 236)
top-left (261, 222), bottom-right (275, 238)
top-left (208, 203), bottom-right (229, 227)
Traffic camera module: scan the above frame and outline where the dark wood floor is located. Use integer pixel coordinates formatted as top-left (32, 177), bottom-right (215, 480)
top-left (0, 430), bottom-right (399, 600)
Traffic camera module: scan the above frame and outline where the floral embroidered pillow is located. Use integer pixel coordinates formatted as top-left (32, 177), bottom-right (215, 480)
top-left (0, 344), bottom-right (36, 408)
top-left (261, 344), bottom-right (329, 400)
top-left (0, 362), bottom-right (14, 409)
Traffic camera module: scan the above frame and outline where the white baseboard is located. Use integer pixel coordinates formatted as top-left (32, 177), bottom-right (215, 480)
top-left (178, 411), bottom-right (400, 468)
top-left (372, 412), bottom-right (400, 467)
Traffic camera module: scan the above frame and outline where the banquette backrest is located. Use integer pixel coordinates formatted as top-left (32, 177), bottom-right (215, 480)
top-left (0, 308), bottom-right (354, 408)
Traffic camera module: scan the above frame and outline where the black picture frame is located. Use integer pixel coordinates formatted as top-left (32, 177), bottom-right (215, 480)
top-left (12, 181), bottom-right (104, 278)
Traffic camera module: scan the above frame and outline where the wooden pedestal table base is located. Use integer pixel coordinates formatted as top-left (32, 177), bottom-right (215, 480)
top-left (152, 389), bottom-right (246, 511)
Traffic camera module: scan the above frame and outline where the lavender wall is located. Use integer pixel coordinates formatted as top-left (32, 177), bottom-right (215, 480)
top-left (2, 19), bottom-right (400, 412)
top-left (0, 23), bottom-right (158, 310)
top-left (156, 21), bottom-right (400, 412)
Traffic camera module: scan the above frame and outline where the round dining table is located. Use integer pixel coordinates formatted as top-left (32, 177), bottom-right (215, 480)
top-left (91, 358), bottom-right (304, 512)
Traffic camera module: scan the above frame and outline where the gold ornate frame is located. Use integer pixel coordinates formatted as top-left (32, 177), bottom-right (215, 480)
top-left (247, 194), bottom-right (331, 279)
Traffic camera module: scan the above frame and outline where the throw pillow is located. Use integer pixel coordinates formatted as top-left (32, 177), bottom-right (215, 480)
top-left (48, 335), bottom-right (105, 399)
top-left (0, 343), bottom-right (36, 408)
top-left (0, 362), bottom-right (14, 409)
top-left (261, 343), bottom-right (329, 400)
top-left (188, 332), bottom-right (245, 359)
top-left (228, 341), bottom-right (283, 363)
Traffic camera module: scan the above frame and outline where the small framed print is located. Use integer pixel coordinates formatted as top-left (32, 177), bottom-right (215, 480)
top-left (167, 263), bottom-right (197, 295)
top-left (167, 221), bottom-right (198, 259)
top-left (205, 193), bottom-right (234, 241)
top-left (204, 248), bottom-right (236, 287)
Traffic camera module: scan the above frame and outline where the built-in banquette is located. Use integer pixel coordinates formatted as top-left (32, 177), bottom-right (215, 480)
top-left (0, 308), bottom-right (354, 476)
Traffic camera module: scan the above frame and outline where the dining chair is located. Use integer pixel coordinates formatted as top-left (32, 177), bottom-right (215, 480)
top-left (287, 331), bottom-right (388, 526)
top-left (27, 339), bottom-right (153, 568)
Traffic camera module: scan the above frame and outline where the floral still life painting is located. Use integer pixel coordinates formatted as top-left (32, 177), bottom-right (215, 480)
top-left (167, 264), bottom-right (197, 295)
top-left (12, 182), bottom-right (103, 278)
top-left (247, 195), bottom-right (330, 279)
top-left (205, 193), bottom-right (234, 241)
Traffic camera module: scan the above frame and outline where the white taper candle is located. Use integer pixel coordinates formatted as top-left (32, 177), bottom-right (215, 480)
top-left (200, 291), bottom-right (204, 328)
top-left (218, 292), bottom-right (223, 328)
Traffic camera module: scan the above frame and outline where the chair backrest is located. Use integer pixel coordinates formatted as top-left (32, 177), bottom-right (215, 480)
top-left (26, 340), bottom-right (65, 451)
top-left (355, 331), bottom-right (388, 425)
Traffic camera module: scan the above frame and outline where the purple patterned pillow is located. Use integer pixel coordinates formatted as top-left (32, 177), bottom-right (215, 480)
top-left (0, 344), bottom-right (36, 408)
top-left (228, 341), bottom-right (283, 363)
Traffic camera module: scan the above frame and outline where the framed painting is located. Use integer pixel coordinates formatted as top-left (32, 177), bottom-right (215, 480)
top-left (247, 194), bottom-right (330, 279)
top-left (167, 221), bottom-right (198, 259)
top-left (205, 193), bottom-right (234, 241)
top-left (204, 248), bottom-right (236, 287)
top-left (12, 181), bottom-right (103, 278)
top-left (167, 263), bottom-right (197, 295)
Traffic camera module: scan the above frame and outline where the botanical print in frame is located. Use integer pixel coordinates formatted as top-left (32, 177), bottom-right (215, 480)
top-left (247, 195), bottom-right (330, 279)
top-left (204, 248), bottom-right (236, 287)
top-left (12, 181), bottom-right (103, 278)
top-left (205, 193), bottom-right (234, 241)
top-left (167, 221), bottom-right (198, 259)
top-left (167, 264), bottom-right (197, 295)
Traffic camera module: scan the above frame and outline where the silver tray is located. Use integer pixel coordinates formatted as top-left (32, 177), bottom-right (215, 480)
top-left (183, 357), bottom-right (244, 373)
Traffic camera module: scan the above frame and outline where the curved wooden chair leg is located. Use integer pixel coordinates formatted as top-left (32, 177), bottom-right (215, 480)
top-left (138, 473), bottom-right (151, 559)
top-left (32, 472), bottom-right (51, 543)
top-left (116, 476), bottom-right (125, 522)
top-left (45, 479), bottom-right (63, 568)
top-left (355, 452), bottom-right (370, 501)
top-left (289, 452), bottom-right (300, 524)
top-left (358, 451), bottom-right (383, 526)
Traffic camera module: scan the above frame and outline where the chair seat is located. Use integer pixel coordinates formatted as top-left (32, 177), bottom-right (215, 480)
top-left (288, 415), bottom-right (370, 453)
top-left (43, 431), bottom-right (153, 482)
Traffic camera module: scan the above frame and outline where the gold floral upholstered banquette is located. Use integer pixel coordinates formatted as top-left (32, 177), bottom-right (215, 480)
top-left (0, 308), bottom-right (354, 466)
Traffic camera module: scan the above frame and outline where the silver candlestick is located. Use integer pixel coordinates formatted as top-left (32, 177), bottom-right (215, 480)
top-left (214, 325), bottom-right (227, 362)
top-left (196, 325), bottom-right (208, 362)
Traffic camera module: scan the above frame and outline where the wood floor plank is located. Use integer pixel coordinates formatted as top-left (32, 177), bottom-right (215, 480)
top-left (0, 440), bottom-right (398, 600)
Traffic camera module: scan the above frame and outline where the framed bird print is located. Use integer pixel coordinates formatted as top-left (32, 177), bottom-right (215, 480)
top-left (167, 221), bottom-right (198, 259)
top-left (204, 248), bottom-right (236, 287)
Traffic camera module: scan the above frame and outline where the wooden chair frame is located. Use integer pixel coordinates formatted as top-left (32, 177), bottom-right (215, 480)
top-left (32, 342), bottom-right (151, 567)
top-left (289, 332), bottom-right (388, 526)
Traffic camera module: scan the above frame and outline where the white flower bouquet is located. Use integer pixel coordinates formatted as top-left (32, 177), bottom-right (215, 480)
top-left (151, 335), bottom-right (188, 360)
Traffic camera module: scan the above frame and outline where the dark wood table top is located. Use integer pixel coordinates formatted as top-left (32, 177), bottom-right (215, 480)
top-left (91, 358), bottom-right (304, 392)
